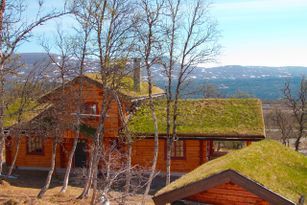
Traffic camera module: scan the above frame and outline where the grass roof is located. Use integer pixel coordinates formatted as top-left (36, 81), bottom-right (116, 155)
top-left (128, 98), bottom-right (265, 137)
top-left (156, 140), bottom-right (307, 204)
top-left (4, 99), bottom-right (52, 128)
top-left (84, 73), bottom-right (165, 98)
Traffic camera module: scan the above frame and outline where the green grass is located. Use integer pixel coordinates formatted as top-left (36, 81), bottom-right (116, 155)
top-left (85, 73), bottom-right (165, 98)
top-left (4, 99), bottom-right (51, 128)
top-left (128, 98), bottom-right (265, 136)
top-left (156, 140), bottom-right (307, 204)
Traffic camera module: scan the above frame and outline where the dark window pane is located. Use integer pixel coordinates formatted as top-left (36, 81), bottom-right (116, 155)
top-left (170, 140), bottom-right (184, 158)
top-left (27, 136), bottom-right (43, 154)
top-left (81, 103), bottom-right (98, 115)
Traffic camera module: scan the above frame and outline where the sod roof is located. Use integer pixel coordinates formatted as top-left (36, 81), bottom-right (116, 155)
top-left (4, 99), bottom-right (52, 128)
top-left (155, 140), bottom-right (307, 204)
top-left (84, 73), bottom-right (165, 98)
top-left (128, 98), bottom-right (265, 138)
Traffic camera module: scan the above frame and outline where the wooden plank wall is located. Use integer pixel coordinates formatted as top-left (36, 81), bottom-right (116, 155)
top-left (186, 182), bottom-right (270, 205)
top-left (7, 135), bottom-right (121, 169)
top-left (131, 139), bottom-right (209, 172)
top-left (7, 137), bottom-right (62, 168)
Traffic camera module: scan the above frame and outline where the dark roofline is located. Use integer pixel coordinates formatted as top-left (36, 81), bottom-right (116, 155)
top-left (83, 75), bottom-right (166, 100)
top-left (135, 133), bottom-right (265, 141)
top-left (39, 75), bottom-right (165, 102)
top-left (130, 93), bottom-right (166, 101)
top-left (153, 169), bottom-right (296, 205)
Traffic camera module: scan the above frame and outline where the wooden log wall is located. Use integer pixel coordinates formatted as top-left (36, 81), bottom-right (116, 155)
top-left (131, 139), bottom-right (209, 172)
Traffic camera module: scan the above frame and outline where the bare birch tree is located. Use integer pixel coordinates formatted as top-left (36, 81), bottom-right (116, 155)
top-left (60, 4), bottom-right (93, 193)
top-left (202, 83), bottom-right (223, 98)
top-left (91, 0), bottom-right (134, 200)
top-left (271, 108), bottom-right (293, 146)
top-left (6, 67), bottom-right (45, 176)
top-left (132, 0), bottom-right (164, 202)
top-left (37, 26), bottom-right (75, 198)
top-left (283, 77), bottom-right (306, 151)
top-left (162, 0), bottom-right (219, 184)
top-left (72, 0), bottom-right (134, 201)
top-left (0, 0), bottom-right (70, 175)
top-left (113, 88), bottom-right (142, 205)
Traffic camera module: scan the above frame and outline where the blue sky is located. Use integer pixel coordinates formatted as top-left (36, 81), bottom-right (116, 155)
top-left (18, 0), bottom-right (307, 67)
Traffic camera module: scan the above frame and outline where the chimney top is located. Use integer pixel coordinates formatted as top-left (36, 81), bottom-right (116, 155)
top-left (133, 58), bottom-right (141, 92)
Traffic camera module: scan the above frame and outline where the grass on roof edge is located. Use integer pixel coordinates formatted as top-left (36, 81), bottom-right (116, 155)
top-left (156, 140), bottom-right (307, 204)
top-left (84, 73), bottom-right (165, 97)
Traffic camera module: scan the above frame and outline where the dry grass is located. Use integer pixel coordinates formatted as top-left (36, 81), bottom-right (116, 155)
top-left (0, 179), bottom-right (154, 205)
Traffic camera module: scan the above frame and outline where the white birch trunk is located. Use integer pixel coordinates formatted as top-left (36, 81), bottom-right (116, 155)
top-left (7, 136), bottom-right (21, 176)
top-left (60, 132), bottom-right (79, 193)
top-left (37, 139), bottom-right (57, 198)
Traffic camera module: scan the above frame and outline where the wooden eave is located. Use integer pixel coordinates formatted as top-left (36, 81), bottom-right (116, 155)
top-left (134, 132), bottom-right (265, 141)
top-left (129, 93), bottom-right (166, 101)
top-left (153, 169), bottom-right (296, 205)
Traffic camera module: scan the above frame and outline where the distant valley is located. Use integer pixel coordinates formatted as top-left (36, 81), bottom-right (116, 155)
top-left (13, 53), bottom-right (307, 100)
top-left (149, 64), bottom-right (307, 100)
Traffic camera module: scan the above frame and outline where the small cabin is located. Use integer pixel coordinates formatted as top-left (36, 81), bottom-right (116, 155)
top-left (4, 70), bottom-right (165, 170)
top-left (153, 140), bottom-right (307, 205)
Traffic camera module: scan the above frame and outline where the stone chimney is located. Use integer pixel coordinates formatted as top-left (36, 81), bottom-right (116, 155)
top-left (133, 58), bottom-right (141, 92)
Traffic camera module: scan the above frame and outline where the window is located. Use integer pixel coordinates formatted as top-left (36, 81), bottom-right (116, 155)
top-left (171, 140), bottom-right (185, 159)
top-left (209, 141), bottom-right (246, 160)
top-left (81, 102), bottom-right (98, 116)
top-left (27, 136), bottom-right (43, 155)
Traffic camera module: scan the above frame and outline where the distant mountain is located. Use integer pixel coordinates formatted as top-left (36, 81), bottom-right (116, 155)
top-left (13, 53), bottom-right (307, 100)
top-left (150, 65), bottom-right (307, 100)
top-left (149, 65), bottom-right (307, 81)
top-left (15, 53), bottom-right (307, 80)
top-left (15, 53), bottom-right (50, 65)
top-left (189, 65), bottom-right (307, 80)
top-left (12, 52), bottom-right (96, 79)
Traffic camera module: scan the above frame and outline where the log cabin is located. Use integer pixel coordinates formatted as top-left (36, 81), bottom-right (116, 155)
top-left (4, 64), bottom-right (265, 174)
top-left (153, 140), bottom-right (307, 205)
top-left (4, 59), bottom-right (164, 171)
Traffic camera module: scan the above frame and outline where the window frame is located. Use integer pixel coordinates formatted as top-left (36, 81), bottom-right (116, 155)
top-left (80, 102), bottom-right (99, 118)
top-left (165, 139), bottom-right (186, 160)
top-left (26, 136), bottom-right (44, 155)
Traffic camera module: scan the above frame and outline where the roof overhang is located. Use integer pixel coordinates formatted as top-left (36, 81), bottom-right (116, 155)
top-left (129, 93), bottom-right (166, 102)
top-left (153, 169), bottom-right (295, 205)
top-left (134, 133), bottom-right (265, 141)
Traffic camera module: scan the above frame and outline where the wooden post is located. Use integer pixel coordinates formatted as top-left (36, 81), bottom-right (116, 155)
top-left (199, 140), bottom-right (203, 165)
